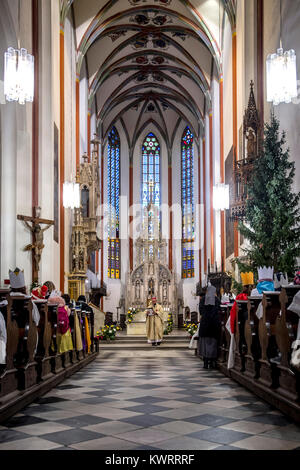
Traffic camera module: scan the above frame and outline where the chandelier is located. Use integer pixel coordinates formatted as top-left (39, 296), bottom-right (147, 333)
top-left (63, 182), bottom-right (80, 209)
top-left (4, 47), bottom-right (34, 104)
top-left (266, 48), bottom-right (297, 105)
top-left (213, 183), bottom-right (229, 211)
top-left (266, 0), bottom-right (297, 106)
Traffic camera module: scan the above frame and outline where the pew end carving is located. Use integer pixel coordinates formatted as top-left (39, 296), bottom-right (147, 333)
top-left (244, 296), bottom-right (262, 379)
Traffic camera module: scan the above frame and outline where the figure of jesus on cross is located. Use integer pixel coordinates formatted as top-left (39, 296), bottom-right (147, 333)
top-left (17, 207), bottom-right (54, 282)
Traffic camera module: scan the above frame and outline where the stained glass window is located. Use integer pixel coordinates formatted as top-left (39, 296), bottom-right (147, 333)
top-left (107, 126), bottom-right (120, 279)
top-left (142, 132), bottom-right (161, 209)
top-left (181, 127), bottom-right (195, 279)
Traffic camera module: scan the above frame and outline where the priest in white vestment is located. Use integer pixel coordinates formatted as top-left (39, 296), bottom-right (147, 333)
top-left (145, 297), bottom-right (164, 346)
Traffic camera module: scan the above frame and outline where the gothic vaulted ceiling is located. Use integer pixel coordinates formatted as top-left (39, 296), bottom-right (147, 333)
top-left (64, 0), bottom-right (236, 150)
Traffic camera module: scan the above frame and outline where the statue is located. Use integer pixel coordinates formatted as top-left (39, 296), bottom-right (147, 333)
top-left (17, 207), bottom-right (54, 282)
top-left (135, 281), bottom-right (141, 300)
top-left (246, 128), bottom-right (256, 157)
top-left (148, 278), bottom-right (155, 296)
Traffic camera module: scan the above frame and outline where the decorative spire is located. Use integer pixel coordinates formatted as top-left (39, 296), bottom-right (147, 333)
top-left (243, 80), bottom-right (260, 134)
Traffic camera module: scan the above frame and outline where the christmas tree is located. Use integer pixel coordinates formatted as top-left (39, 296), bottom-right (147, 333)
top-left (237, 113), bottom-right (300, 277)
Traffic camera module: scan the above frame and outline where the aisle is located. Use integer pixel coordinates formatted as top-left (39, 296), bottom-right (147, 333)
top-left (1, 350), bottom-right (300, 450)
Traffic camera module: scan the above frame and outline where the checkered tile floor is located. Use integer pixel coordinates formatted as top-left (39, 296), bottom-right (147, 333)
top-left (1, 350), bottom-right (300, 450)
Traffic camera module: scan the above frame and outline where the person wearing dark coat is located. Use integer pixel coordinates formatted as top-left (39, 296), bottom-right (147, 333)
top-left (198, 285), bottom-right (221, 369)
top-left (76, 295), bottom-right (93, 315)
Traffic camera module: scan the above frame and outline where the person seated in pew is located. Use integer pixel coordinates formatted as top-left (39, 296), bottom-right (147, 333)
top-left (9, 268), bottom-right (41, 327)
top-left (8, 268), bottom-right (42, 356)
top-left (31, 284), bottom-right (48, 301)
top-left (43, 281), bottom-right (56, 299)
top-left (76, 296), bottom-right (92, 353)
top-left (62, 293), bottom-right (72, 307)
top-left (249, 267), bottom-right (283, 364)
top-left (294, 270), bottom-right (300, 286)
top-left (273, 272), bottom-right (289, 291)
top-left (229, 272), bottom-right (254, 335)
top-left (77, 295), bottom-right (93, 315)
top-left (226, 272), bottom-right (253, 370)
top-left (48, 291), bottom-right (74, 354)
top-left (221, 286), bottom-right (236, 305)
top-left (250, 266), bottom-right (275, 299)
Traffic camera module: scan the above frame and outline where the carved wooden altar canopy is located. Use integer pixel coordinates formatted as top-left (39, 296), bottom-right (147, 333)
top-left (230, 81), bottom-right (261, 221)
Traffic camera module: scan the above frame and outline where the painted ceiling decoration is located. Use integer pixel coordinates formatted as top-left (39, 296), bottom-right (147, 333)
top-left (76, 5), bottom-right (222, 73)
top-left (64, 0), bottom-right (236, 151)
top-left (129, 12), bottom-right (173, 25)
top-left (128, 0), bottom-right (172, 6)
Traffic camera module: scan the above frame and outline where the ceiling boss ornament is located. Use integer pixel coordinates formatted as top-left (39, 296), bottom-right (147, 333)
top-left (129, 0), bottom-right (172, 5)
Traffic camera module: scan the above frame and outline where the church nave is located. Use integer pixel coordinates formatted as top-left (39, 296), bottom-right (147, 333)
top-left (1, 350), bottom-right (300, 451)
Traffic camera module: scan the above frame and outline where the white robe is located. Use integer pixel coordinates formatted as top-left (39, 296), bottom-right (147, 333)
top-left (0, 300), bottom-right (8, 364)
top-left (226, 316), bottom-right (236, 369)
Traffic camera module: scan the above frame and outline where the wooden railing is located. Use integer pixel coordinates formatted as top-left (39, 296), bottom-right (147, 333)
top-left (216, 286), bottom-right (300, 423)
top-left (0, 290), bottom-right (99, 423)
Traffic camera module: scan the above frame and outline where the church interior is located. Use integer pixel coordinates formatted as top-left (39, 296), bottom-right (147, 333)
top-left (1, 0), bottom-right (300, 452)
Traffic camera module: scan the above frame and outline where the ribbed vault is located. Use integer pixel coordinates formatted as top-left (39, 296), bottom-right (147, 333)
top-left (67, 0), bottom-right (236, 148)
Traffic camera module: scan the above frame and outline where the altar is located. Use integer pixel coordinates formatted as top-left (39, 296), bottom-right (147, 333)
top-left (127, 310), bottom-right (147, 335)
top-left (125, 181), bottom-right (177, 335)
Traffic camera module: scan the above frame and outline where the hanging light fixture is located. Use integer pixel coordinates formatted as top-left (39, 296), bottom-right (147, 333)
top-left (266, 49), bottom-right (297, 105)
top-left (213, 183), bottom-right (229, 211)
top-left (266, 0), bottom-right (297, 106)
top-left (4, 2), bottom-right (34, 105)
top-left (4, 47), bottom-right (34, 104)
top-left (63, 181), bottom-right (80, 209)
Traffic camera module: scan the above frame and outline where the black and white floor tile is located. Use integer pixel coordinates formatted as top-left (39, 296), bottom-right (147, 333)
top-left (1, 350), bottom-right (300, 450)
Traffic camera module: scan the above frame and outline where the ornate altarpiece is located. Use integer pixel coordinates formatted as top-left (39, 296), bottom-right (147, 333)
top-left (125, 184), bottom-right (177, 319)
top-left (68, 140), bottom-right (101, 300)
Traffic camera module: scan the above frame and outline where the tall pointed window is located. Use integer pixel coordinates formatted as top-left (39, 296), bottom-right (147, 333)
top-left (142, 133), bottom-right (160, 209)
top-left (107, 126), bottom-right (120, 279)
top-left (181, 127), bottom-right (195, 278)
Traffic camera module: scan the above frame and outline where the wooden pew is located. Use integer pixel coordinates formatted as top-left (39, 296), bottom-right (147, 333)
top-left (0, 294), bottom-right (99, 424)
top-left (87, 309), bottom-right (94, 353)
top-left (48, 304), bottom-right (64, 375)
top-left (81, 310), bottom-right (87, 357)
top-left (234, 300), bottom-right (248, 373)
top-left (275, 286), bottom-right (300, 402)
top-left (0, 294), bottom-right (19, 401)
top-left (34, 300), bottom-right (53, 383)
top-left (244, 296), bottom-right (262, 379)
top-left (218, 305), bottom-right (231, 364)
top-left (11, 296), bottom-right (39, 390)
top-left (74, 307), bottom-right (84, 361)
top-left (258, 292), bottom-right (281, 389)
top-left (68, 307), bottom-right (79, 364)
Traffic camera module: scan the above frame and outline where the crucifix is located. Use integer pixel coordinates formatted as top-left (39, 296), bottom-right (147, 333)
top-left (17, 206), bottom-right (54, 283)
